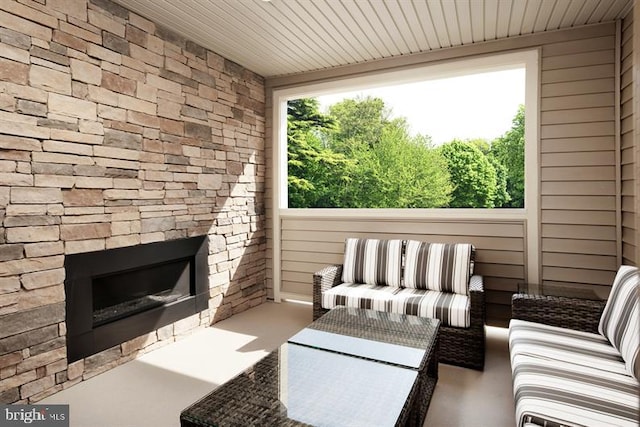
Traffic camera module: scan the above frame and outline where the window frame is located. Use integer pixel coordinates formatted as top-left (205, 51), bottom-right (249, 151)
top-left (271, 49), bottom-right (540, 300)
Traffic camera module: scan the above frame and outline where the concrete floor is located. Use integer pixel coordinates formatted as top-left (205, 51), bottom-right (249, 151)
top-left (42, 301), bottom-right (515, 427)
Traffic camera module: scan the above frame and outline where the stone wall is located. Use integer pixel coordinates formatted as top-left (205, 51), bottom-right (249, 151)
top-left (0, 0), bottom-right (266, 403)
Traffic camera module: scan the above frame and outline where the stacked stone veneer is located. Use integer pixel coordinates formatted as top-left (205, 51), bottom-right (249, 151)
top-left (0, 0), bottom-right (266, 404)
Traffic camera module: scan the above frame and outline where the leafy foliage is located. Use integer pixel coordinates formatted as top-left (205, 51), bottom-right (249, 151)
top-left (340, 123), bottom-right (452, 208)
top-left (439, 140), bottom-right (499, 208)
top-left (328, 97), bottom-right (389, 150)
top-left (490, 105), bottom-right (525, 207)
top-left (286, 97), bottom-right (524, 209)
top-left (287, 99), bottom-right (353, 207)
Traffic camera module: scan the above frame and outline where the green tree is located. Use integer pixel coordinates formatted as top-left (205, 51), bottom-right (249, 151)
top-left (337, 126), bottom-right (452, 208)
top-left (488, 156), bottom-right (510, 207)
top-left (466, 138), bottom-right (491, 154)
top-left (491, 105), bottom-right (525, 207)
top-left (287, 98), bottom-right (336, 145)
top-left (464, 138), bottom-right (511, 207)
top-left (327, 97), bottom-right (452, 208)
top-left (371, 127), bottom-right (452, 208)
top-left (439, 140), bottom-right (499, 208)
top-left (287, 99), bottom-right (354, 207)
top-left (328, 96), bottom-right (390, 151)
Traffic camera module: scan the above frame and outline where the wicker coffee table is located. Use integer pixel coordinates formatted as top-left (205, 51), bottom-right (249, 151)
top-left (180, 307), bottom-right (440, 427)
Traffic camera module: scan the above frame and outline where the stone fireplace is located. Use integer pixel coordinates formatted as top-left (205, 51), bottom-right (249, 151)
top-left (0, 0), bottom-right (266, 405)
top-left (64, 236), bottom-right (208, 362)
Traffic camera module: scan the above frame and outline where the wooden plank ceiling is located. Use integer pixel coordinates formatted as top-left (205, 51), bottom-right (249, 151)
top-left (114, 0), bottom-right (633, 77)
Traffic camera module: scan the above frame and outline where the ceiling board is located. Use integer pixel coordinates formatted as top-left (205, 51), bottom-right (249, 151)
top-left (114, 0), bottom-right (634, 78)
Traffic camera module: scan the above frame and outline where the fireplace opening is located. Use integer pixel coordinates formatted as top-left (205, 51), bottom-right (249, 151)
top-left (92, 258), bottom-right (192, 327)
top-left (65, 235), bottom-right (209, 362)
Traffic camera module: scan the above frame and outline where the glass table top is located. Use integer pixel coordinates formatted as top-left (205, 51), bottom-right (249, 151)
top-left (288, 328), bottom-right (425, 369)
top-left (181, 343), bottom-right (419, 427)
top-left (307, 307), bottom-right (440, 349)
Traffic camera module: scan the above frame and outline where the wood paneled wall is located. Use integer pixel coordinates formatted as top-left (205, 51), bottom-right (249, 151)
top-left (635, 5), bottom-right (640, 269)
top-left (266, 22), bottom-right (632, 324)
top-left (539, 26), bottom-right (619, 292)
top-left (621, 11), bottom-right (636, 265)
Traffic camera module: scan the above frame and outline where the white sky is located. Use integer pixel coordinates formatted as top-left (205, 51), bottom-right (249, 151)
top-left (317, 68), bottom-right (525, 146)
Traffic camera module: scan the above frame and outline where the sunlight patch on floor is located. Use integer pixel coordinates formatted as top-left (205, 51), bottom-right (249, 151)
top-left (137, 327), bottom-right (268, 385)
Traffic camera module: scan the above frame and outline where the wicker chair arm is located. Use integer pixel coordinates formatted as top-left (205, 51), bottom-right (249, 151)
top-left (512, 293), bottom-right (606, 334)
top-left (312, 264), bottom-right (343, 320)
top-left (313, 264), bottom-right (343, 291)
top-left (469, 274), bottom-right (484, 293)
top-left (468, 275), bottom-right (485, 328)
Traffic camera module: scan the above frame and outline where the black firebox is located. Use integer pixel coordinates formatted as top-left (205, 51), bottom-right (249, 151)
top-left (64, 235), bottom-right (209, 362)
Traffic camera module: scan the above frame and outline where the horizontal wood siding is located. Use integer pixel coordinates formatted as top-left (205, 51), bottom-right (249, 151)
top-left (540, 25), bottom-right (619, 292)
top-left (636, 5), bottom-right (640, 267)
top-left (621, 11), bottom-right (636, 265)
top-left (280, 217), bottom-right (525, 323)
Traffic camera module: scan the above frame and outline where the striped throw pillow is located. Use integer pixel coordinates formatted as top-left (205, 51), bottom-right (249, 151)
top-left (341, 238), bottom-right (403, 287)
top-left (598, 265), bottom-right (639, 380)
top-left (403, 241), bottom-right (474, 296)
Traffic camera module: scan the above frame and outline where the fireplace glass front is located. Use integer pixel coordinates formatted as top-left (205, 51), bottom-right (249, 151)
top-left (92, 258), bottom-right (191, 327)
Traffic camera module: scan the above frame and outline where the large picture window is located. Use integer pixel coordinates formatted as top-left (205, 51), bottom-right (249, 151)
top-left (274, 50), bottom-right (538, 214)
top-left (277, 51), bottom-right (536, 213)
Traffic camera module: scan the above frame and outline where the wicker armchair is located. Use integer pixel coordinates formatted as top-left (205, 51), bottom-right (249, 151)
top-left (509, 266), bottom-right (640, 427)
top-left (313, 264), bottom-right (486, 370)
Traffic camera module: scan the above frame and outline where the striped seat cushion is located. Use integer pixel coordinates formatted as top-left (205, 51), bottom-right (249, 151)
top-left (391, 288), bottom-right (469, 328)
top-left (511, 353), bottom-right (640, 427)
top-left (322, 283), bottom-right (400, 312)
top-left (321, 284), bottom-right (469, 327)
top-left (598, 265), bottom-right (640, 380)
top-left (341, 238), bottom-right (403, 287)
top-left (403, 240), bottom-right (474, 295)
top-left (509, 319), bottom-right (627, 376)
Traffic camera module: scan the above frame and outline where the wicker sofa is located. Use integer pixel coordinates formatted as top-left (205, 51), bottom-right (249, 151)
top-left (509, 265), bottom-right (639, 427)
top-left (313, 238), bottom-right (485, 370)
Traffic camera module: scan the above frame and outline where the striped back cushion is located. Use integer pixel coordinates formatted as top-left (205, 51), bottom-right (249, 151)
top-left (598, 265), bottom-right (639, 380)
top-left (403, 241), bottom-right (474, 295)
top-left (341, 238), bottom-right (402, 287)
